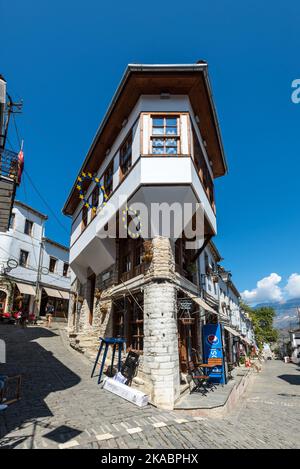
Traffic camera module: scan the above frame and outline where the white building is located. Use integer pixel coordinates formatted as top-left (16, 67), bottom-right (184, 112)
top-left (289, 329), bottom-right (300, 364)
top-left (63, 62), bottom-right (230, 409)
top-left (0, 200), bottom-right (70, 319)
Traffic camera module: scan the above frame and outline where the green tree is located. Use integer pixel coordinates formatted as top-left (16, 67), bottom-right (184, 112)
top-left (240, 302), bottom-right (279, 349)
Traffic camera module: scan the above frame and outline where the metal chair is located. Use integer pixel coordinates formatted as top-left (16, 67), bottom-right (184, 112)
top-left (188, 361), bottom-right (209, 396)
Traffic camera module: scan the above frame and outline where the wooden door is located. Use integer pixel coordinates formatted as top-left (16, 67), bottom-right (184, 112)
top-left (88, 273), bottom-right (96, 325)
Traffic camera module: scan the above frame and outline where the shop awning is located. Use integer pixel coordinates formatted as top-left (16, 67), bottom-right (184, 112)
top-left (224, 325), bottom-right (241, 337)
top-left (59, 290), bottom-right (70, 300)
top-left (43, 287), bottom-right (69, 300)
top-left (16, 282), bottom-right (36, 296)
top-left (185, 291), bottom-right (217, 315)
top-left (241, 336), bottom-right (252, 346)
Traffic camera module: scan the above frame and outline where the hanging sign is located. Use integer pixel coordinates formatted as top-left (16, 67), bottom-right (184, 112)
top-left (178, 298), bottom-right (193, 311)
top-left (202, 323), bottom-right (225, 384)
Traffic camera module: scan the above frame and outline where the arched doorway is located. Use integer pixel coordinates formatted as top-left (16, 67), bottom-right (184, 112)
top-left (0, 290), bottom-right (7, 315)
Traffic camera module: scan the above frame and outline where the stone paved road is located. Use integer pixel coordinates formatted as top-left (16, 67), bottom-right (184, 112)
top-left (0, 324), bottom-right (299, 449)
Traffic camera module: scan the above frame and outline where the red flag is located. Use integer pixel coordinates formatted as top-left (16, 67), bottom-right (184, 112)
top-left (17, 150), bottom-right (24, 185)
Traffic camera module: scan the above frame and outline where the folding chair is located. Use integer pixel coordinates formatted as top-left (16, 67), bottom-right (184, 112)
top-left (188, 361), bottom-right (209, 396)
top-left (120, 351), bottom-right (140, 386)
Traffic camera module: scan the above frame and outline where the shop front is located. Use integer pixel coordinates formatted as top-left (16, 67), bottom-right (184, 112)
top-left (40, 286), bottom-right (69, 319)
top-left (223, 325), bottom-right (241, 367)
top-left (13, 282), bottom-right (36, 314)
top-left (176, 290), bottom-right (220, 378)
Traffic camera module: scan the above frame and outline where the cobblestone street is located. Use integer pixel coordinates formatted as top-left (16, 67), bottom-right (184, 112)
top-left (0, 324), bottom-right (299, 449)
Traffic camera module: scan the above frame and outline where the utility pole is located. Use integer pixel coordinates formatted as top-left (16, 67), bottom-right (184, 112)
top-left (2, 94), bottom-right (23, 150)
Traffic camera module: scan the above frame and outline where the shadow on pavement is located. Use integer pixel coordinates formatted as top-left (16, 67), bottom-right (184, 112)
top-left (278, 374), bottom-right (300, 385)
top-left (0, 324), bottom-right (81, 448)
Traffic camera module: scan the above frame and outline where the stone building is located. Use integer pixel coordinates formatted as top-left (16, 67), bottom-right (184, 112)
top-left (63, 63), bottom-right (230, 409)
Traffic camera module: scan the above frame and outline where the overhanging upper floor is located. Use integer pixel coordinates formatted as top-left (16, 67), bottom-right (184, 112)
top-left (63, 63), bottom-right (228, 217)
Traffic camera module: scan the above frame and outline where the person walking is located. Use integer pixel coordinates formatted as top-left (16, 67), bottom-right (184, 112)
top-left (45, 301), bottom-right (54, 328)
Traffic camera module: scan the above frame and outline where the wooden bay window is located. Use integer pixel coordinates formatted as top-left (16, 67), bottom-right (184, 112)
top-left (104, 161), bottom-right (113, 197)
top-left (120, 131), bottom-right (132, 180)
top-left (90, 185), bottom-right (99, 219)
top-left (81, 204), bottom-right (88, 231)
top-left (193, 127), bottom-right (215, 209)
top-left (151, 115), bottom-right (180, 155)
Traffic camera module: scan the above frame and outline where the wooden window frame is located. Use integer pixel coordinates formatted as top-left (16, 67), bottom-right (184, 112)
top-left (24, 219), bottom-right (33, 236)
top-left (90, 185), bottom-right (100, 220)
top-left (103, 161), bottom-right (114, 197)
top-left (88, 273), bottom-right (96, 325)
top-left (63, 263), bottom-right (69, 277)
top-left (150, 114), bottom-right (180, 156)
top-left (175, 238), bottom-right (197, 284)
top-left (113, 294), bottom-right (144, 353)
top-left (119, 237), bottom-right (145, 282)
top-left (192, 125), bottom-right (215, 210)
top-left (49, 257), bottom-right (57, 273)
top-left (19, 249), bottom-right (29, 268)
top-left (120, 131), bottom-right (132, 180)
top-left (81, 204), bottom-right (88, 231)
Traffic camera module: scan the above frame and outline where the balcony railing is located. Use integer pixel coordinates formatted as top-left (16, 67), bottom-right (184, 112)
top-left (0, 148), bottom-right (19, 181)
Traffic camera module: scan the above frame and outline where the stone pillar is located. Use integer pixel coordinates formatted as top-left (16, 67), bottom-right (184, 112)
top-left (143, 236), bottom-right (180, 409)
top-left (143, 281), bottom-right (180, 409)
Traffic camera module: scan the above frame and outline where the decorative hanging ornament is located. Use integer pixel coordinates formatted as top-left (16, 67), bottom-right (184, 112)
top-left (122, 205), bottom-right (142, 238)
top-left (76, 172), bottom-right (108, 213)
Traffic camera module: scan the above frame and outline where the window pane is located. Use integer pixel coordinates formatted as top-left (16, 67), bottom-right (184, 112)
top-left (166, 147), bottom-right (177, 155)
top-left (152, 147), bottom-right (164, 154)
top-left (152, 138), bottom-right (164, 146)
top-left (152, 117), bottom-right (164, 127)
top-left (166, 127), bottom-right (177, 135)
top-left (166, 117), bottom-right (177, 126)
top-left (152, 127), bottom-right (164, 135)
top-left (165, 138), bottom-right (177, 146)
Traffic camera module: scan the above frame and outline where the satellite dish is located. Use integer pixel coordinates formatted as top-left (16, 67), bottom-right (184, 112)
top-left (41, 267), bottom-right (49, 275)
top-left (7, 259), bottom-right (18, 269)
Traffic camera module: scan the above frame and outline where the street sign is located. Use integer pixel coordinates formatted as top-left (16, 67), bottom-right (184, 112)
top-left (7, 258), bottom-right (18, 269)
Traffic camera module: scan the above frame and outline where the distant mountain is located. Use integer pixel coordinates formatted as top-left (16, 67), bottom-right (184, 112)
top-left (255, 298), bottom-right (300, 330)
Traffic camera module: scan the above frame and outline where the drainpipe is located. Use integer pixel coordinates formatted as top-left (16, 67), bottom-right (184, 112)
top-left (34, 222), bottom-right (45, 316)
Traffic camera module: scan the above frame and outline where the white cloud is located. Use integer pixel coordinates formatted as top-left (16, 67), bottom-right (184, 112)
top-left (241, 273), bottom-right (283, 305)
top-left (284, 273), bottom-right (300, 299)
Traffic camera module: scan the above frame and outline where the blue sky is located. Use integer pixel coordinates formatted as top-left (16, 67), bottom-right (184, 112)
top-left (2, 0), bottom-right (300, 300)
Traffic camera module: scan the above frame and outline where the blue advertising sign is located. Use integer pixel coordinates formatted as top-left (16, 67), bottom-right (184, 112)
top-left (202, 323), bottom-right (225, 384)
